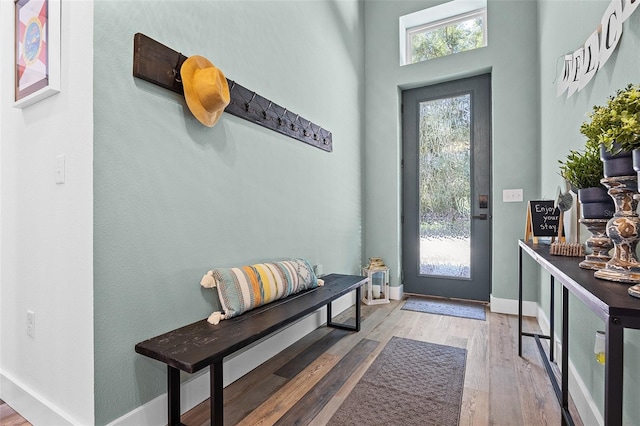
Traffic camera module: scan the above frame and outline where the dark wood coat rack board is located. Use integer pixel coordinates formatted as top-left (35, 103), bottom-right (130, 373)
top-left (132, 33), bottom-right (333, 152)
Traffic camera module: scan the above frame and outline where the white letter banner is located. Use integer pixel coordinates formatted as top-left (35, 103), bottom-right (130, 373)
top-left (578, 31), bottom-right (600, 91)
top-left (599, 0), bottom-right (623, 69)
top-left (622, 0), bottom-right (639, 21)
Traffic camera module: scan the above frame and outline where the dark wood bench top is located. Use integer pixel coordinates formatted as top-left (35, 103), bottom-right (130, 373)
top-left (135, 273), bottom-right (366, 374)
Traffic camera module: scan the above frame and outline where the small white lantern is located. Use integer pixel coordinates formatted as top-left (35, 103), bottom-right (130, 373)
top-left (362, 257), bottom-right (390, 305)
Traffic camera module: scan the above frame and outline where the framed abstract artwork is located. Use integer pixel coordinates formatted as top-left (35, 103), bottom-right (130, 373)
top-left (14, 0), bottom-right (60, 108)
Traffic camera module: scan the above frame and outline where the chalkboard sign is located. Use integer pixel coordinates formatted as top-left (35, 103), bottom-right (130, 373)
top-left (525, 200), bottom-right (565, 242)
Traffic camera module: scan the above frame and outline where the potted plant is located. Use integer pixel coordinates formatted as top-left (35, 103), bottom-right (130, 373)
top-left (558, 139), bottom-right (614, 219)
top-left (580, 83), bottom-right (640, 177)
top-left (580, 84), bottom-right (640, 279)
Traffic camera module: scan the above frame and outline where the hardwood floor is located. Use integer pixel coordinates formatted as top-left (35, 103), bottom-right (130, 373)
top-left (0, 399), bottom-right (31, 426)
top-left (2, 299), bottom-right (582, 426)
top-left (181, 299), bottom-right (583, 426)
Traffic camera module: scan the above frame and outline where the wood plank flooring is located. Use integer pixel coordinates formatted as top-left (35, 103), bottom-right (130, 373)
top-left (0, 399), bottom-right (31, 426)
top-left (181, 299), bottom-right (583, 426)
top-left (1, 299), bottom-right (583, 426)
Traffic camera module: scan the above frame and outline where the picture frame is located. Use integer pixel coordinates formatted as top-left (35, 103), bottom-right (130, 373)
top-left (14, 0), bottom-right (60, 108)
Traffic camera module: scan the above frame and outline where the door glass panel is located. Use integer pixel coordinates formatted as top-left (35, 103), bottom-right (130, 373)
top-left (419, 94), bottom-right (471, 278)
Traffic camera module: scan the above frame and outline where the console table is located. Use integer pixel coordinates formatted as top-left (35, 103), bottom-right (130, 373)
top-left (518, 239), bottom-right (640, 425)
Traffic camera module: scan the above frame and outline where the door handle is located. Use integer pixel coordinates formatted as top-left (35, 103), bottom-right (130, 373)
top-left (472, 214), bottom-right (489, 220)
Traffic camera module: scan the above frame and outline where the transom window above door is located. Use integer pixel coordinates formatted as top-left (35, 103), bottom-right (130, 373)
top-left (400, 0), bottom-right (488, 66)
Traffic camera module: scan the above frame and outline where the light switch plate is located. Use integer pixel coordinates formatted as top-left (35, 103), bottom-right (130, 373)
top-left (503, 189), bottom-right (523, 202)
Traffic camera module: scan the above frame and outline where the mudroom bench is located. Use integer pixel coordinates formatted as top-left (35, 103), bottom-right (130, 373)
top-left (135, 273), bottom-right (366, 426)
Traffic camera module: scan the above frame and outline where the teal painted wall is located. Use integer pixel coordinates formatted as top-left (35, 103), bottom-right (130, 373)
top-left (364, 0), bottom-right (540, 301)
top-left (538, 0), bottom-right (640, 422)
top-left (93, 1), bottom-right (364, 423)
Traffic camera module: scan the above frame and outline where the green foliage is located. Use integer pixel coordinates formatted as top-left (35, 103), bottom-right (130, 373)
top-left (419, 95), bottom-right (470, 238)
top-left (411, 17), bottom-right (484, 63)
top-left (580, 84), bottom-right (640, 153)
top-left (558, 139), bottom-right (604, 189)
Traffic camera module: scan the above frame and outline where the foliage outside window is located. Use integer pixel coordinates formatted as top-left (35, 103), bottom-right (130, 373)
top-left (406, 9), bottom-right (487, 65)
top-left (419, 95), bottom-right (471, 239)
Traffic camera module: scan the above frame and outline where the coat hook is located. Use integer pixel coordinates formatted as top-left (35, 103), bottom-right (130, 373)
top-left (245, 92), bottom-right (257, 112)
top-left (291, 114), bottom-right (300, 131)
top-left (263, 101), bottom-right (272, 120)
top-left (172, 54), bottom-right (183, 83)
top-left (278, 109), bottom-right (288, 126)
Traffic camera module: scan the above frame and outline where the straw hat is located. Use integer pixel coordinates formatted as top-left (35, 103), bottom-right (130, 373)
top-left (180, 55), bottom-right (230, 127)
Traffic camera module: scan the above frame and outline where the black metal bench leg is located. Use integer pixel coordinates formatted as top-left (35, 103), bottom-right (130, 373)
top-left (326, 286), bottom-right (362, 332)
top-left (210, 360), bottom-right (224, 426)
top-left (168, 366), bottom-right (181, 426)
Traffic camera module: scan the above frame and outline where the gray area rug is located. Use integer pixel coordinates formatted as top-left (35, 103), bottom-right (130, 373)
top-left (329, 336), bottom-right (467, 426)
top-left (402, 296), bottom-right (486, 321)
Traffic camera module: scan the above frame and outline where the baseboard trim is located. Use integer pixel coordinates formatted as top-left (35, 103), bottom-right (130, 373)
top-left (489, 294), bottom-right (538, 316)
top-left (107, 294), bottom-right (355, 426)
top-left (0, 370), bottom-right (74, 425)
top-left (389, 285), bottom-right (403, 300)
top-left (536, 306), bottom-right (603, 426)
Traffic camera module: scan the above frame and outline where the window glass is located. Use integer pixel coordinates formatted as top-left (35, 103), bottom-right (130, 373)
top-left (400, 1), bottom-right (487, 66)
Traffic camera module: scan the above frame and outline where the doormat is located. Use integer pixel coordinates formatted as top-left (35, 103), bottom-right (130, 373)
top-left (329, 337), bottom-right (467, 426)
top-left (402, 296), bottom-right (486, 321)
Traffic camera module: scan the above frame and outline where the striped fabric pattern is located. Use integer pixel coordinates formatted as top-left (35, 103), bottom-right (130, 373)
top-left (210, 258), bottom-right (318, 320)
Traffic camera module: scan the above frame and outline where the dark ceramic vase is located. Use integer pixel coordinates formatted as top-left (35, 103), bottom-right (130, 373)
top-left (578, 187), bottom-right (615, 219)
top-left (600, 143), bottom-right (634, 177)
top-left (578, 187), bottom-right (615, 270)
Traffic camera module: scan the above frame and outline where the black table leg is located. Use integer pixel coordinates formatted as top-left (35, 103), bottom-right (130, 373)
top-left (550, 276), bottom-right (555, 362)
top-left (561, 286), bottom-right (571, 426)
top-left (168, 366), bottom-right (181, 426)
top-left (519, 246), bottom-right (523, 357)
top-left (210, 360), bottom-right (223, 426)
top-left (355, 286), bottom-right (361, 332)
top-left (605, 317), bottom-right (624, 425)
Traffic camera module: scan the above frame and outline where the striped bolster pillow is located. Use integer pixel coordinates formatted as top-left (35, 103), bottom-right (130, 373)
top-left (200, 258), bottom-right (318, 321)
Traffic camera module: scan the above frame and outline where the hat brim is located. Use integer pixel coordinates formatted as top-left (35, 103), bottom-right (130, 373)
top-left (181, 56), bottom-right (228, 127)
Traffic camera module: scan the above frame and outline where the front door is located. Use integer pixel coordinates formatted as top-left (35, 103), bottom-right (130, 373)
top-left (402, 74), bottom-right (492, 301)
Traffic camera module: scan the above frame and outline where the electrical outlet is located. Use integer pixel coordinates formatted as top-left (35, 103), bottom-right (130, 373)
top-left (27, 310), bottom-right (35, 338)
top-left (503, 189), bottom-right (524, 203)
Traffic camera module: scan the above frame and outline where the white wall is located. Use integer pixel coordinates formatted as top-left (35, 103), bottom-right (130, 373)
top-left (0, 1), bottom-right (95, 424)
